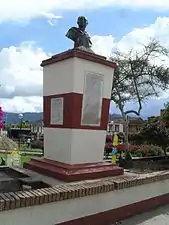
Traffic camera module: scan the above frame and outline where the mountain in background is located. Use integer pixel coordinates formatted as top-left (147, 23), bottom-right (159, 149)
top-left (2, 112), bottom-right (147, 124)
top-left (110, 113), bottom-right (147, 120)
top-left (3, 112), bottom-right (43, 124)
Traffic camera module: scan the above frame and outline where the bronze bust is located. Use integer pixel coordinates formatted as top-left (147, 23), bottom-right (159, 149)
top-left (66, 16), bottom-right (93, 52)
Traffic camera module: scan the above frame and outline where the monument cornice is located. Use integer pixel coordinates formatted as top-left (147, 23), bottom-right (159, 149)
top-left (41, 49), bottom-right (117, 69)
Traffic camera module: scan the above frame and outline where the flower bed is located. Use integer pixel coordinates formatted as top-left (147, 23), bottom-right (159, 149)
top-left (104, 143), bottom-right (164, 157)
top-left (116, 144), bottom-right (164, 157)
top-left (115, 144), bottom-right (168, 171)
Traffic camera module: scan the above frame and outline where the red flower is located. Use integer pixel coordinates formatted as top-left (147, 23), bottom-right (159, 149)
top-left (116, 144), bottom-right (139, 152)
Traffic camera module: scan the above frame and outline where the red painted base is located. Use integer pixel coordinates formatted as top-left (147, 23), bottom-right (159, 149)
top-left (57, 193), bottom-right (169, 225)
top-left (24, 158), bottom-right (123, 182)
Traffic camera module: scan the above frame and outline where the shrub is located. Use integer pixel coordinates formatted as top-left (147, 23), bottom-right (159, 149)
top-left (137, 145), bottom-right (164, 157)
top-left (116, 144), bottom-right (164, 157)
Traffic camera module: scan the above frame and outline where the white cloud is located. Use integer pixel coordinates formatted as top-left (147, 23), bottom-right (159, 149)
top-left (91, 35), bottom-right (115, 57)
top-left (1, 0), bottom-right (169, 24)
top-left (1, 96), bottom-right (43, 113)
top-left (0, 42), bottom-right (49, 112)
top-left (115, 17), bottom-right (169, 100)
top-left (109, 16), bottom-right (169, 116)
top-left (117, 17), bottom-right (169, 52)
top-left (91, 17), bottom-right (169, 59)
top-left (91, 16), bottom-right (169, 117)
top-left (0, 1), bottom-right (63, 24)
top-left (2, 16), bottom-right (169, 113)
top-left (0, 35), bottom-right (115, 113)
top-left (0, 33), bottom-right (115, 113)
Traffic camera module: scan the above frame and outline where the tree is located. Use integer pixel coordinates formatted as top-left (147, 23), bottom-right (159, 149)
top-left (111, 40), bottom-right (169, 143)
top-left (161, 102), bottom-right (169, 127)
top-left (131, 121), bottom-right (169, 154)
top-left (129, 103), bottom-right (169, 155)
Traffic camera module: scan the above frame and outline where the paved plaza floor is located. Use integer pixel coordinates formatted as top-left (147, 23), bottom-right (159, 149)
top-left (120, 205), bottom-right (169, 224)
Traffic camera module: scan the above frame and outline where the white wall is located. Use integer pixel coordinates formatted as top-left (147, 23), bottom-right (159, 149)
top-left (43, 58), bottom-right (75, 96)
top-left (73, 58), bottom-right (114, 99)
top-left (44, 128), bottom-right (72, 164)
top-left (43, 56), bottom-right (114, 164)
top-left (1, 179), bottom-right (169, 225)
top-left (43, 57), bottom-right (114, 99)
top-left (44, 128), bottom-right (106, 164)
top-left (71, 129), bottom-right (106, 164)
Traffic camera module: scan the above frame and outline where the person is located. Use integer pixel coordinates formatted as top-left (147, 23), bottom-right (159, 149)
top-left (27, 138), bottom-right (31, 148)
top-left (0, 157), bottom-right (5, 165)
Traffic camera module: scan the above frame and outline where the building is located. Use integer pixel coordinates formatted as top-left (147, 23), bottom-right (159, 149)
top-left (108, 115), bottom-right (144, 134)
top-left (128, 117), bottom-right (144, 134)
top-left (107, 119), bottom-right (124, 133)
top-left (6, 122), bottom-right (44, 140)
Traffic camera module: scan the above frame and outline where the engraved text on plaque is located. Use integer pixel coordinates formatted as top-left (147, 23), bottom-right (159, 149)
top-left (50, 97), bottom-right (64, 125)
top-left (81, 72), bottom-right (103, 126)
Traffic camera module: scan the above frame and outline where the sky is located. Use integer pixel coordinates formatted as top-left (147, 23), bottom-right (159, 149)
top-left (1, 0), bottom-right (169, 117)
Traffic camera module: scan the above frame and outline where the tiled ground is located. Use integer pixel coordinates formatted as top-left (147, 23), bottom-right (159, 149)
top-left (5, 167), bottom-right (169, 214)
top-left (16, 167), bottom-right (169, 187)
top-left (14, 167), bottom-right (65, 186)
top-left (120, 205), bottom-right (169, 224)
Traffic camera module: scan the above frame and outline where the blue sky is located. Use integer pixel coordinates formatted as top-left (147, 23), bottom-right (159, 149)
top-left (0, 0), bottom-right (169, 117)
top-left (1, 9), bottom-right (168, 52)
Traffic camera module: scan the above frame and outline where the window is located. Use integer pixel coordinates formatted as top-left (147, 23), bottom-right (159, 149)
top-left (136, 126), bottom-right (140, 131)
top-left (115, 125), bottom-right (119, 132)
top-left (109, 124), bottom-right (113, 132)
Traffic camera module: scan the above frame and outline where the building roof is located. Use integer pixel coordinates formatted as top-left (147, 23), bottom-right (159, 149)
top-left (109, 115), bottom-right (144, 125)
top-left (10, 128), bottom-right (31, 130)
top-left (128, 118), bottom-right (144, 125)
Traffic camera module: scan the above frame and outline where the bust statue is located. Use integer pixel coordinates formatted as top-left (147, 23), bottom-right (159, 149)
top-left (66, 16), bottom-right (93, 52)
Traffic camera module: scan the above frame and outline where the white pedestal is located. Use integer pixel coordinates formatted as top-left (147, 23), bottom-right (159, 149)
top-left (25, 50), bottom-right (124, 182)
top-left (43, 50), bottom-right (115, 165)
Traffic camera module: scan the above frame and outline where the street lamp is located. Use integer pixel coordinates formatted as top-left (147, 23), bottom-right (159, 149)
top-left (18, 113), bottom-right (23, 151)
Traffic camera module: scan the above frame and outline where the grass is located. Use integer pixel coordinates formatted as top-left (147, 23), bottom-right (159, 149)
top-left (0, 153), bottom-right (42, 165)
top-left (20, 144), bottom-right (43, 152)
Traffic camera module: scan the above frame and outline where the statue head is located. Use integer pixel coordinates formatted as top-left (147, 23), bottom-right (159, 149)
top-left (66, 16), bottom-right (93, 50)
top-left (77, 16), bottom-right (88, 31)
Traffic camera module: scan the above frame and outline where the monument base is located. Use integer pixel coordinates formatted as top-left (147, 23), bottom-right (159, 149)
top-left (24, 158), bottom-right (123, 182)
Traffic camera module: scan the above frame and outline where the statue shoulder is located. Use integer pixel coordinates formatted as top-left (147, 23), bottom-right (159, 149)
top-left (67, 27), bottom-right (78, 34)
top-left (70, 27), bottom-right (78, 31)
top-left (66, 27), bottom-right (79, 40)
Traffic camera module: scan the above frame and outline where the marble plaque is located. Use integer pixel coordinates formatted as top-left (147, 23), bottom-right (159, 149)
top-left (81, 72), bottom-right (103, 126)
top-left (50, 97), bottom-right (64, 125)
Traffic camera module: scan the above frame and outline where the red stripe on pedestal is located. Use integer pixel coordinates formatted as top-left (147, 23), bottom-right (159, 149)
top-left (44, 93), bottom-right (110, 130)
top-left (57, 193), bottom-right (169, 225)
top-left (24, 158), bottom-right (123, 182)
